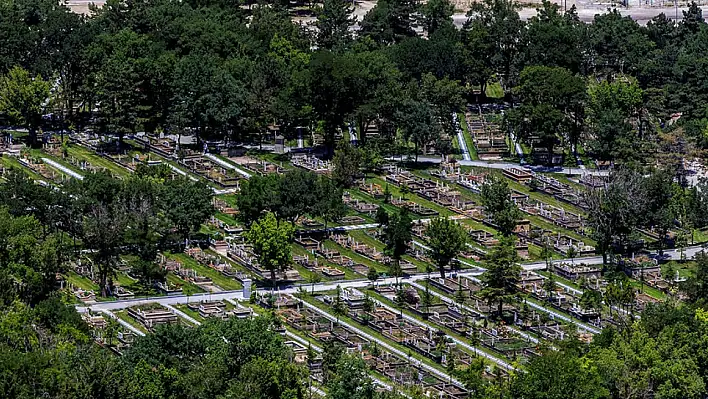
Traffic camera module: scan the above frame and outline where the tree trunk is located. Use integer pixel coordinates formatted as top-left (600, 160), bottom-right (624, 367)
top-left (498, 300), bottom-right (503, 318)
top-left (439, 264), bottom-right (446, 279)
top-left (271, 268), bottom-right (277, 290)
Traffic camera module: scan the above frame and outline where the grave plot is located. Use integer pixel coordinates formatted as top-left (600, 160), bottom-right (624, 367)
top-left (514, 195), bottom-right (587, 232)
top-left (133, 135), bottom-right (179, 158)
top-left (291, 154), bottom-right (332, 174)
top-left (83, 311), bottom-right (138, 354)
top-left (17, 157), bottom-right (70, 183)
top-left (390, 197), bottom-right (439, 216)
top-left (357, 180), bottom-right (386, 200)
top-left (181, 156), bottom-right (242, 189)
top-left (231, 156), bottom-right (285, 175)
top-left (126, 303), bottom-right (180, 331)
top-left (517, 271), bottom-right (606, 329)
top-left (226, 242), bottom-right (302, 283)
top-left (298, 236), bottom-right (367, 277)
top-left (185, 300), bottom-right (253, 320)
top-left (529, 174), bottom-right (587, 210)
top-left (466, 110), bottom-right (508, 160)
top-left (523, 224), bottom-right (594, 256)
top-left (264, 293), bottom-right (468, 398)
top-left (385, 168), bottom-right (470, 214)
top-left (191, 244), bottom-right (254, 283)
top-left (430, 163), bottom-right (487, 194)
top-left (343, 191), bottom-right (380, 216)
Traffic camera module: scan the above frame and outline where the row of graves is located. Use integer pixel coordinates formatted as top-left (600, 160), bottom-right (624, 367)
top-left (186, 246), bottom-right (252, 283)
top-left (158, 253), bottom-right (225, 293)
top-left (265, 292), bottom-right (470, 398)
top-left (291, 154), bottom-right (332, 174)
top-left (82, 311), bottom-right (138, 354)
top-left (377, 283), bottom-right (541, 365)
top-left (515, 271), bottom-right (604, 328)
top-left (226, 242), bottom-right (302, 283)
top-left (384, 169), bottom-right (476, 215)
top-left (428, 275), bottom-right (594, 343)
top-left (66, 257), bottom-right (136, 301)
top-left (229, 155), bottom-right (286, 176)
top-left (293, 236), bottom-right (349, 278)
top-left (528, 173), bottom-right (588, 210)
top-left (17, 156), bottom-right (71, 183)
top-left (186, 300), bottom-right (253, 320)
top-left (465, 109), bottom-right (508, 160)
top-left (180, 153), bottom-right (242, 189)
top-left (430, 163), bottom-right (488, 194)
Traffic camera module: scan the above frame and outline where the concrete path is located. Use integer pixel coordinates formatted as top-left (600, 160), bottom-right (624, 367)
top-left (100, 309), bottom-right (145, 337)
top-left (453, 113), bottom-right (471, 162)
top-left (42, 158), bottom-right (84, 180)
top-left (204, 153), bottom-right (252, 178)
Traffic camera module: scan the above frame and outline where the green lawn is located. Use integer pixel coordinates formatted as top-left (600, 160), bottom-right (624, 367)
top-left (485, 79), bottom-right (504, 99)
top-left (114, 310), bottom-right (148, 333)
top-left (166, 272), bottom-right (206, 293)
top-left (65, 145), bottom-right (130, 178)
top-left (65, 271), bottom-right (99, 291)
top-left (165, 252), bottom-right (242, 290)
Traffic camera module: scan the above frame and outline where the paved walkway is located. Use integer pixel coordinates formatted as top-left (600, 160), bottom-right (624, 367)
top-left (204, 153), bottom-right (252, 178)
top-left (453, 113), bottom-right (471, 161)
top-left (42, 158), bottom-right (84, 180)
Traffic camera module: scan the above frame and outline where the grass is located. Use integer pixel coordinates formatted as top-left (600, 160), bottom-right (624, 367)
top-left (166, 272), bottom-right (206, 293)
top-left (114, 310), bottom-right (148, 333)
top-left (485, 79), bottom-right (504, 99)
top-left (322, 239), bottom-right (388, 274)
top-left (65, 144), bottom-right (130, 178)
top-left (65, 271), bottom-right (100, 291)
top-left (173, 304), bottom-right (207, 323)
top-left (457, 112), bottom-right (479, 160)
top-left (165, 252), bottom-right (243, 290)
top-left (292, 243), bottom-right (363, 280)
top-left (1, 154), bottom-right (47, 181)
top-left (630, 280), bottom-right (667, 300)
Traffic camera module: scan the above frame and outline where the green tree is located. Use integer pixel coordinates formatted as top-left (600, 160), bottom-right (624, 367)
top-left (245, 212), bottom-right (294, 289)
top-left (479, 236), bottom-right (522, 317)
top-left (314, 0), bottom-right (356, 50)
top-left (314, 176), bottom-right (347, 230)
top-left (383, 207), bottom-right (412, 282)
top-left (332, 140), bottom-right (361, 188)
top-left (235, 174), bottom-right (282, 226)
top-left (425, 217), bottom-right (468, 278)
top-left (480, 175), bottom-right (522, 236)
top-left (0, 66), bottom-right (50, 146)
top-left (421, 0), bottom-right (454, 36)
top-left (163, 177), bottom-right (214, 247)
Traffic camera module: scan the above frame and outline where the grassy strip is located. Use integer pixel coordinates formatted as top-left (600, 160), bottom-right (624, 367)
top-left (367, 177), bottom-right (455, 218)
top-left (165, 252), bottom-right (243, 290)
top-left (114, 310), bottom-right (148, 334)
top-left (1, 154), bottom-right (47, 181)
top-left (65, 271), bottom-right (99, 291)
top-left (65, 145), bottom-right (130, 178)
top-left (457, 112), bottom-right (479, 160)
top-left (166, 272), bottom-right (206, 293)
top-left (173, 304), bottom-right (207, 323)
top-left (292, 243), bottom-right (363, 281)
top-left (322, 239), bottom-right (388, 274)
top-left (629, 280), bottom-right (667, 301)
